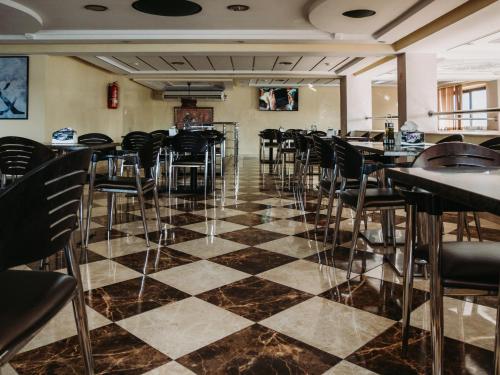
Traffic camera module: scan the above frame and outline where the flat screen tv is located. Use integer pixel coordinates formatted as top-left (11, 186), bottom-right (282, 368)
top-left (259, 88), bottom-right (298, 111)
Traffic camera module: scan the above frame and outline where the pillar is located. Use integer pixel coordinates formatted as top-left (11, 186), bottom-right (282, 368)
top-left (397, 53), bottom-right (437, 132)
top-left (340, 74), bottom-right (373, 134)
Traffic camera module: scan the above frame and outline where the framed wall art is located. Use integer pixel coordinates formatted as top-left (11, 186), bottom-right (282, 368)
top-left (174, 106), bottom-right (213, 128)
top-left (0, 56), bottom-right (29, 120)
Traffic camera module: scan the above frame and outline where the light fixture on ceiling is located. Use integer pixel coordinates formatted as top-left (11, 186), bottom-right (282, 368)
top-left (342, 9), bottom-right (376, 18)
top-left (227, 4), bottom-right (250, 11)
top-left (132, 0), bottom-right (202, 17)
top-left (84, 4), bottom-right (108, 11)
top-left (308, 83), bottom-right (317, 92)
top-left (171, 61), bottom-right (185, 66)
top-left (279, 62), bottom-right (293, 66)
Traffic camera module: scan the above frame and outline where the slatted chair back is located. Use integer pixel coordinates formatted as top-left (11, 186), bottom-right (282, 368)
top-left (312, 135), bottom-right (335, 169)
top-left (0, 149), bottom-right (91, 270)
top-left (436, 134), bottom-right (464, 144)
top-left (347, 130), bottom-right (370, 138)
top-left (78, 133), bottom-right (113, 145)
top-left (480, 136), bottom-right (500, 151)
top-left (293, 133), bottom-right (309, 154)
top-left (412, 142), bottom-right (500, 168)
top-left (308, 130), bottom-right (327, 137)
top-left (122, 131), bottom-right (152, 152)
top-left (0, 136), bottom-right (55, 180)
top-left (332, 136), bottom-right (364, 181)
top-left (171, 132), bottom-right (208, 154)
top-left (370, 132), bottom-right (385, 142)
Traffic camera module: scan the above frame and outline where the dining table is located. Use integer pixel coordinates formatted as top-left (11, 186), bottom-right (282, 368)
top-left (46, 142), bottom-right (120, 154)
top-left (386, 166), bottom-right (500, 375)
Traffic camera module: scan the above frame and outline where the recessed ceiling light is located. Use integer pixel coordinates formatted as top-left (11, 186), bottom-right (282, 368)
top-left (132, 0), bottom-right (202, 17)
top-left (279, 62), bottom-right (293, 65)
top-left (84, 4), bottom-right (108, 11)
top-left (227, 4), bottom-right (250, 11)
top-left (171, 61), bottom-right (185, 65)
top-left (342, 9), bottom-right (376, 18)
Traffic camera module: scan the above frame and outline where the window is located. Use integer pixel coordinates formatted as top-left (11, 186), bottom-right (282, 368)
top-left (461, 87), bottom-right (487, 130)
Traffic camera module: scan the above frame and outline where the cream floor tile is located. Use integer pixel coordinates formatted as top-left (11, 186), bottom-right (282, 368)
top-left (254, 207), bottom-right (305, 219)
top-left (0, 364), bottom-right (18, 375)
top-left (155, 197), bottom-right (188, 207)
top-left (181, 220), bottom-right (246, 235)
top-left (150, 260), bottom-right (249, 295)
top-left (117, 297), bottom-right (253, 359)
top-left (131, 207), bottom-right (183, 219)
top-left (192, 207), bottom-right (245, 219)
top-left (20, 304), bottom-right (110, 352)
top-left (365, 264), bottom-right (430, 292)
top-left (88, 236), bottom-right (151, 258)
top-left (86, 206), bottom-right (120, 217)
top-left (254, 219), bottom-right (313, 235)
top-left (410, 296), bottom-right (497, 351)
top-left (142, 362), bottom-right (196, 375)
top-left (200, 198), bottom-right (246, 207)
top-left (477, 218), bottom-right (500, 230)
top-left (323, 361), bottom-right (378, 375)
top-left (113, 220), bottom-right (172, 236)
top-left (252, 198), bottom-right (297, 207)
top-left (73, 259), bottom-right (142, 291)
top-left (169, 236), bottom-right (248, 259)
top-left (256, 236), bottom-right (328, 258)
top-left (258, 260), bottom-right (349, 295)
top-left (260, 296), bottom-right (395, 359)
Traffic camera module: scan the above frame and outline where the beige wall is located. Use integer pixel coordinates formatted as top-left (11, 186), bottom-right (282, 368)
top-left (372, 85), bottom-right (398, 130)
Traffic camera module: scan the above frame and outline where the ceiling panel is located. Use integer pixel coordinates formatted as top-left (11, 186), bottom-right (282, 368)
top-left (315, 78), bottom-right (336, 84)
top-left (231, 56), bottom-right (254, 70)
top-left (292, 56), bottom-right (324, 71)
top-left (286, 78), bottom-right (304, 84)
top-left (300, 78), bottom-right (318, 84)
top-left (257, 79), bottom-right (273, 85)
top-left (311, 57), bottom-right (348, 71)
top-left (161, 56), bottom-right (194, 71)
top-left (273, 56), bottom-right (301, 71)
top-left (185, 56), bottom-right (213, 70)
top-left (208, 56), bottom-right (232, 70)
top-left (138, 56), bottom-right (174, 71)
top-left (113, 56), bottom-right (155, 71)
top-left (254, 56), bottom-right (278, 70)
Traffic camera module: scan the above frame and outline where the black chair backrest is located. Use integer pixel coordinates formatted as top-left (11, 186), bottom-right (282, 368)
top-left (480, 136), bottom-right (500, 151)
top-left (0, 149), bottom-right (91, 270)
top-left (0, 136), bottom-right (55, 178)
top-left (259, 129), bottom-right (280, 142)
top-left (150, 130), bottom-right (170, 147)
top-left (370, 132), bottom-right (385, 142)
top-left (312, 136), bottom-right (335, 169)
top-left (171, 132), bottom-right (208, 154)
top-left (202, 129), bottom-right (225, 144)
top-left (436, 134), bottom-right (464, 144)
top-left (412, 142), bottom-right (500, 168)
top-left (78, 133), bottom-right (113, 145)
top-left (333, 137), bottom-right (364, 180)
top-left (122, 131), bottom-right (152, 152)
top-left (294, 133), bottom-right (309, 153)
top-left (347, 130), bottom-right (370, 138)
top-left (308, 130), bottom-right (327, 137)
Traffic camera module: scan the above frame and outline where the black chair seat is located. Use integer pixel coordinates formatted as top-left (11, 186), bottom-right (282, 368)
top-left (0, 270), bottom-right (76, 352)
top-left (441, 242), bottom-right (500, 291)
top-left (341, 188), bottom-right (405, 208)
top-left (319, 178), bottom-right (378, 192)
top-left (95, 176), bottom-right (155, 191)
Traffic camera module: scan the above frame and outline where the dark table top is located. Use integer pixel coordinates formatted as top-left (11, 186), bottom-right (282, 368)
top-left (349, 141), bottom-right (432, 157)
top-left (45, 143), bottom-right (119, 152)
top-left (387, 167), bottom-right (500, 216)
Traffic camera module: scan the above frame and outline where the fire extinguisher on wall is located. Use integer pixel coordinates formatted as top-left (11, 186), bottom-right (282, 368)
top-left (107, 82), bottom-right (119, 109)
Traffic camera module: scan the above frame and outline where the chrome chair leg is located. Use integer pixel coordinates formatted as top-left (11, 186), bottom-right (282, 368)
top-left (346, 176), bottom-right (368, 279)
top-left (137, 190), bottom-right (150, 247)
top-left (402, 203), bottom-right (416, 354)
top-left (314, 187), bottom-right (324, 231)
top-left (64, 241), bottom-right (94, 375)
top-left (106, 192), bottom-right (115, 232)
top-left (473, 212), bottom-right (483, 241)
top-left (331, 196), bottom-right (344, 252)
top-left (153, 187), bottom-right (162, 233)
top-left (84, 162), bottom-right (96, 247)
top-left (79, 197), bottom-right (85, 249)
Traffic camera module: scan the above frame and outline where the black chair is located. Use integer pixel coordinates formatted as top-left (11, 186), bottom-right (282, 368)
top-left (202, 129), bottom-right (226, 180)
top-left (332, 137), bottom-right (405, 278)
top-left (312, 136), bottom-right (336, 229)
top-left (480, 136), bottom-right (500, 151)
top-left (168, 132), bottom-right (210, 196)
top-left (436, 133), bottom-right (464, 143)
top-left (78, 133), bottom-right (113, 145)
top-left (85, 137), bottom-right (162, 247)
top-left (0, 136), bottom-right (55, 188)
top-left (308, 130), bottom-right (327, 137)
top-left (120, 131), bottom-right (152, 175)
top-left (400, 143), bottom-right (500, 354)
top-left (369, 132), bottom-right (385, 142)
top-left (259, 129), bottom-right (281, 165)
top-left (150, 130), bottom-right (171, 189)
top-left (346, 130), bottom-right (370, 138)
top-left (0, 149), bottom-right (94, 374)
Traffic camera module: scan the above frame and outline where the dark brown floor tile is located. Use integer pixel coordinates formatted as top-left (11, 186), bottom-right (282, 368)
top-left (346, 323), bottom-right (494, 375)
top-left (225, 202), bottom-right (270, 212)
top-left (85, 276), bottom-right (189, 321)
top-left (210, 247), bottom-right (296, 275)
top-left (222, 213), bottom-right (277, 226)
top-left (138, 227), bottom-right (206, 246)
top-left (218, 227), bottom-right (287, 246)
top-left (91, 212), bottom-right (142, 226)
top-left (169, 202), bottom-right (212, 212)
top-left (115, 201), bottom-right (154, 212)
top-left (319, 276), bottom-right (429, 321)
top-left (113, 247), bottom-right (200, 274)
top-left (306, 246), bottom-right (384, 274)
top-left (197, 276), bottom-right (312, 321)
top-left (449, 226), bottom-right (500, 241)
top-left (27, 248), bottom-right (105, 271)
top-left (178, 324), bottom-right (340, 374)
top-left (289, 212), bottom-right (330, 225)
top-left (295, 227), bottom-right (350, 243)
top-left (10, 324), bottom-right (170, 375)
top-left (161, 213), bottom-right (207, 226)
top-left (283, 202), bottom-right (326, 212)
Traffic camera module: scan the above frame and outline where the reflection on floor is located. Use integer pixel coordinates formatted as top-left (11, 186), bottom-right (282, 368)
top-left (6, 158), bottom-right (499, 374)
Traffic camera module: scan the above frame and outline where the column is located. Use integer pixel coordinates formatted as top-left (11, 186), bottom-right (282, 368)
top-left (340, 74), bottom-right (373, 134)
top-left (486, 80), bottom-right (499, 130)
top-left (397, 53), bottom-right (437, 132)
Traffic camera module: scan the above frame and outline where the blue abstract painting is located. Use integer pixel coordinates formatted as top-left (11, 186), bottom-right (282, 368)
top-left (0, 56), bottom-right (29, 120)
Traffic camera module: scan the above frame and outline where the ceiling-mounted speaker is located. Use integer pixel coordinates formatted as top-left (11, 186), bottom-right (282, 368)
top-left (132, 0), bottom-right (202, 17)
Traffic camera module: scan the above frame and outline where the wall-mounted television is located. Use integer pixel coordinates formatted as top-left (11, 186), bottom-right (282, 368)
top-left (258, 88), bottom-right (298, 111)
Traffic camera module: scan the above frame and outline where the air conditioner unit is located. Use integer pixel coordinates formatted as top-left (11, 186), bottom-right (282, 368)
top-left (161, 90), bottom-right (226, 101)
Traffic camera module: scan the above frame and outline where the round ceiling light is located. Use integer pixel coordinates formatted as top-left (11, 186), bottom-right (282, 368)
top-left (132, 0), bottom-right (202, 17)
top-left (227, 4), bottom-right (250, 11)
top-left (342, 9), bottom-right (376, 18)
top-left (84, 4), bottom-right (108, 11)
top-left (279, 62), bottom-right (293, 65)
top-left (171, 61), bottom-right (185, 65)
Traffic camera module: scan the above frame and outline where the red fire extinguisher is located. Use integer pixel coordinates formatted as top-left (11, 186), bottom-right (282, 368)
top-left (107, 82), bottom-right (119, 109)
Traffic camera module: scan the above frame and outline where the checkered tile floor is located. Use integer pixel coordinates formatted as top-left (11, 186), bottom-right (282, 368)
top-left (6, 158), bottom-right (499, 374)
